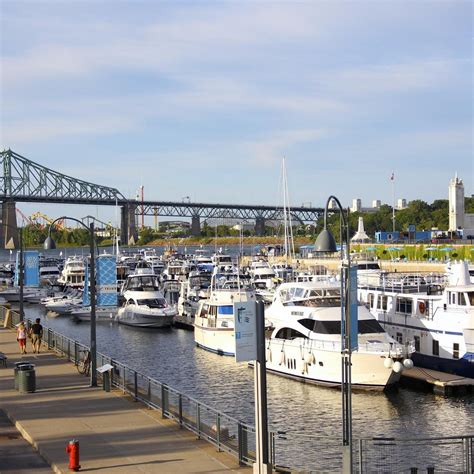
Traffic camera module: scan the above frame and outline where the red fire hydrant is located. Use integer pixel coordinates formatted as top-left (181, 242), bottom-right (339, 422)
top-left (66, 439), bottom-right (81, 471)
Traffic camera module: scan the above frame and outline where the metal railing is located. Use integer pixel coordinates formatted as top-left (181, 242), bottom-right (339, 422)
top-left (1, 305), bottom-right (473, 473)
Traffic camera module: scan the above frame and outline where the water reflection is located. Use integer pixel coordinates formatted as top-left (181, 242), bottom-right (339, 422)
top-left (29, 305), bottom-right (473, 443)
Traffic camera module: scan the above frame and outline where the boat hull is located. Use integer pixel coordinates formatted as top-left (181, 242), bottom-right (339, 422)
top-left (264, 339), bottom-right (401, 390)
top-left (194, 325), bottom-right (235, 356)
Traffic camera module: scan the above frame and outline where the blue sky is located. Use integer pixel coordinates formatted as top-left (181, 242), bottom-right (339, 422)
top-left (1, 1), bottom-right (472, 224)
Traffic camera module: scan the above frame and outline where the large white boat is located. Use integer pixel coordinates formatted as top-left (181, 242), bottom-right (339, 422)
top-left (358, 260), bottom-right (474, 378)
top-left (194, 271), bottom-right (256, 356)
top-left (177, 267), bottom-right (212, 321)
top-left (265, 281), bottom-right (413, 390)
top-left (116, 272), bottom-right (176, 328)
top-left (57, 256), bottom-right (86, 288)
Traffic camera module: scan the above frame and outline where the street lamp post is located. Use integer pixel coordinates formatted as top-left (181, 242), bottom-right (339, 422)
top-left (4, 224), bottom-right (24, 322)
top-left (44, 218), bottom-right (97, 387)
top-left (314, 195), bottom-right (353, 473)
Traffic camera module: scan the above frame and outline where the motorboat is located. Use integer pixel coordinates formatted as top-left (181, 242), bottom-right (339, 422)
top-left (70, 306), bottom-right (118, 322)
top-left (177, 267), bottom-right (212, 321)
top-left (264, 280), bottom-right (413, 390)
top-left (358, 260), bottom-right (474, 378)
top-left (116, 296), bottom-right (175, 328)
top-left (194, 271), bottom-right (256, 356)
top-left (116, 272), bottom-right (177, 327)
top-left (57, 256), bottom-right (86, 288)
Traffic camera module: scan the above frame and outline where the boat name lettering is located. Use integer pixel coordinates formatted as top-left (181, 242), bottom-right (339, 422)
top-left (291, 311), bottom-right (304, 316)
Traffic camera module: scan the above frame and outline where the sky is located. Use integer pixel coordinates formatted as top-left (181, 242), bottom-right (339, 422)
top-left (0, 0), bottom-right (472, 224)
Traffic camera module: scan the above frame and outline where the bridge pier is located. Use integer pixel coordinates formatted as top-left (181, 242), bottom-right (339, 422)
top-left (191, 216), bottom-right (201, 237)
top-left (0, 201), bottom-right (19, 249)
top-left (120, 204), bottom-right (138, 245)
top-left (255, 217), bottom-right (265, 236)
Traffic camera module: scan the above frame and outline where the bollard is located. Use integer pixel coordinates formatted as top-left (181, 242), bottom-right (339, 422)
top-left (427, 468), bottom-right (435, 474)
top-left (410, 468), bottom-right (418, 474)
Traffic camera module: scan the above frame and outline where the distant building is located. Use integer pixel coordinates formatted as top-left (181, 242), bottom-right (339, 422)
top-left (350, 199), bottom-right (381, 213)
top-left (397, 199), bottom-right (408, 210)
top-left (449, 174), bottom-right (474, 237)
top-left (351, 217), bottom-right (371, 243)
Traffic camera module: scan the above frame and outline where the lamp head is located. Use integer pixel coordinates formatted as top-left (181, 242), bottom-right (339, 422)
top-left (43, 235), bottom-right (57, 250)
top-left (314, 228), bottom-right (337, 253)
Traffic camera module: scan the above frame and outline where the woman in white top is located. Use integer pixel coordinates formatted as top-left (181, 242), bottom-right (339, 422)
top-left (16, 322), bottom-right (27, 354)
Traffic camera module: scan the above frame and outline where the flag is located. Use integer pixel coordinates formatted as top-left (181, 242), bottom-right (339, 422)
top-left (390, 172), bottom-right (395, 181)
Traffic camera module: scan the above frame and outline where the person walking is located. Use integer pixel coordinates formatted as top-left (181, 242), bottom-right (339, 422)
top-left (16, 322), bottom-right (27, 354)
top-left (30, 318), bottom-right (43, 354)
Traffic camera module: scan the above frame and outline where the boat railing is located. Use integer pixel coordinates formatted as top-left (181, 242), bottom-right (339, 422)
top-left (358, 272), bottom-right (448, 294)
top-left (290, 337), bottom-right (407, 355)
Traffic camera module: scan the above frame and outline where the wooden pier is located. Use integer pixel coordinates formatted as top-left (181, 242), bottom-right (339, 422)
top-left (401, 367), bottom-right (474, 395)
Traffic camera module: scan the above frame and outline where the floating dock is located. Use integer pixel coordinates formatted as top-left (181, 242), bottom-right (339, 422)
top-left (401, 367), bottom-right (474, 395)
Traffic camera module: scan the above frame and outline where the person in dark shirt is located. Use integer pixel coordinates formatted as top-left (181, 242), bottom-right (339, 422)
top-left (30, 318), bottom-right (43, 354)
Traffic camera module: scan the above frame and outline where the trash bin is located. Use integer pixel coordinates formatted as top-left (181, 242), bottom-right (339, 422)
top-left (17, 363), bottom-right (36, 393)
top-left (14, 361), bottom-right (32, 391)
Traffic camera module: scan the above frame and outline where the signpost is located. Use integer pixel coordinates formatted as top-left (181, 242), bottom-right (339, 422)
top-left (234, 300), bottom-right (271, 473)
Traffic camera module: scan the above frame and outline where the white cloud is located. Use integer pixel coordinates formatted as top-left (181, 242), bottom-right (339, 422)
top-left (243, 129), bottom-right (329, 167)
top-left (1, 115), bottom-right (135, 144)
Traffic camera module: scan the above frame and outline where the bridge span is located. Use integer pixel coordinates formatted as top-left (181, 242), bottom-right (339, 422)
top-left (0, 149), bottom-right (323, 246)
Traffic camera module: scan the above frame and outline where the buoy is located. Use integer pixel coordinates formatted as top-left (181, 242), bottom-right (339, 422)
top-left (403, 359), bottom-right (414, 370)
top-left (384, 357), bottom-right (394, 369)
top-left (266, 348), bottom-right (272, 363)
top-left (304, 353), bottom-right (313, 364)
top-left (392, 361), bottom-right (403, 373)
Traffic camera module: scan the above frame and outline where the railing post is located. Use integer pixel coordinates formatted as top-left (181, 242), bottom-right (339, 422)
top-left (47, 328), bottom-right (52, 349)
top-left (359, 438), bottom-right (363, 474)
top-left (147, 378), bottom-right (151, 401)
top-left (134, 371), bottom-right (138, 401)
top-left (238, 422), bottom-right (244, 466)
top-left (161, 384), bottom-right (167, 418)
top-left (216, 412), bottom-right (221, 451)
top-left (122, 366), bottom-right (126, 394)
top-left (67, 340), bottom-right (70, 361)
top-left (178, 394), bottom-right (183, 428)
top-left (110, 359), bottom-right (114, 386)
top-left (197, 404), bottom-right (201, 439)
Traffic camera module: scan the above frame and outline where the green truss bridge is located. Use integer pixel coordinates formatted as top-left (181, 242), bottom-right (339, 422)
top-left (0, 149), bottom-right (324, 247)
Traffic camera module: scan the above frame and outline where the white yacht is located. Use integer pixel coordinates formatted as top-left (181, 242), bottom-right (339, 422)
top-left (358, 260), bottom-right (474, 378)
top-left (116, 272), bottom-right (176, 328)
top-left (177, 268), bottom-right (212, 321)
top-left (194, 271), bottom-right (256, 356)
top-left (57, 256), bottom-right (86, 288)
top-left (265, 281), bottom-right (413, 390)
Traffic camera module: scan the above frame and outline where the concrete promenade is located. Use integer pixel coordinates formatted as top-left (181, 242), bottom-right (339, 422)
top-left (0, 328), bottom-right (250, 473)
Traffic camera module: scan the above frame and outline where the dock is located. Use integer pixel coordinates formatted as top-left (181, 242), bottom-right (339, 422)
top-left (401, 366), bottom-right (474, 395)
top-left (0, 327), bottom-right (250, 473)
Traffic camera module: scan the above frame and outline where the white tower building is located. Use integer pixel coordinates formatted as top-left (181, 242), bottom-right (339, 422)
top-left (449, 173), bottom-right (465, 231)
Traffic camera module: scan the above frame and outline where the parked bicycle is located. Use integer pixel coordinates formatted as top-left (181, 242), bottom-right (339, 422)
top-left (76, 349), bottom-right (91, 376)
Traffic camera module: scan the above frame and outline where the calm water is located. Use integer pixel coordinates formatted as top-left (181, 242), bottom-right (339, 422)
top-left (5, 246), bottom-right (474, 471)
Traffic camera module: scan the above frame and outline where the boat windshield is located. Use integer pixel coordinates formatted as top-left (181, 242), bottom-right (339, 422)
top-left (298, 318), bottom-right (385, 334)
top-left (137, 298), bottom-right (167, 308)
top-left (126, 275), bottom-right (160, 291)
top-left (190, 276), bottom-right (211, 289)
top-left (281, 287), bottom-right (341, 307)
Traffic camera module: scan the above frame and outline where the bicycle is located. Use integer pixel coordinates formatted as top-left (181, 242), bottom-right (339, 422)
top-left (76, 350), bottom-right (91, 376)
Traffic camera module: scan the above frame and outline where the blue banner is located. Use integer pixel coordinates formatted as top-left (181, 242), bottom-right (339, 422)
top-left (24, 251), bottom-right (40, 287)
top-left (83, 262), bottom-right (90, 306)
top-left (349, 265), bottom-right (359, 351)
top-left (14, 253), bottom-right (19, 287)
top-left (96, 255), bottom-right (117, 307)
